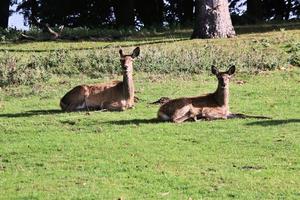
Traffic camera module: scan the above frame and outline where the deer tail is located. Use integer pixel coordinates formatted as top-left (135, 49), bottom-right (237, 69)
top-left (228, 113), bottom-right (272, 119)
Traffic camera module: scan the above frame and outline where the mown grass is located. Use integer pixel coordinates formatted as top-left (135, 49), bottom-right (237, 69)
top-left (0, 38), bottom-right (185, 52)
top-left (0, 27), bottom-right (300, 199)
top-left (0, 67), bottom-right (300, 199)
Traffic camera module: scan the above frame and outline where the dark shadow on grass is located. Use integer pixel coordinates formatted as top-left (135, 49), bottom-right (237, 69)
top-left (104, 118), bottom-right (162, 125)
top-left (235, 22), bottom-right (300, 34)
top-left (0, 109), bottom-right (63, 118)
top-left (246, 119), bottom-right (300, 126)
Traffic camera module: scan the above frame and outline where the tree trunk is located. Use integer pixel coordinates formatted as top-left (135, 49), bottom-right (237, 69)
top-left (27, 0), bottom-right (39, 27)
top-left (182, 0), bottom-right (194, 25)
top-left (0, 0), bottom-right (10, 29)
top-left (191, 0), bottom-right (235, 39)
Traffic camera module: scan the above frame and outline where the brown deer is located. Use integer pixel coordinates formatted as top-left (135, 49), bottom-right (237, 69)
top-left (60, 47), bottom-right (140, 112)
top-left (157, 65), bottom-right (236, 123)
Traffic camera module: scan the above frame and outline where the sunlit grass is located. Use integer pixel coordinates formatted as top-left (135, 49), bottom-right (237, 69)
top-left (0, 68), bottom-right (299, 199)
top-left (0, 26), bottom-right (299, 199)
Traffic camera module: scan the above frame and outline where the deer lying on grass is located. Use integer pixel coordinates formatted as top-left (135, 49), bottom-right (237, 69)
top-left (157, 65), bottom-right (271, 123)
top-left (60, 47), bottom-right (140, 112)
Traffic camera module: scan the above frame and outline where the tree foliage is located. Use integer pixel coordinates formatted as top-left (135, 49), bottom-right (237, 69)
top-left (0, 0), bottom-right (16, 29)
top-left (4, 0), bottom-right (299, 29)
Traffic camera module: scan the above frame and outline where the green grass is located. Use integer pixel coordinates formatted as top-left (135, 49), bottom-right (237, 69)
top-left (0, 38), bottom-right (186, 52)
top-left (1, 67), bottom-right (300, 199)
top-left (0, 26), bottom-right (300, 199)
top-left (0, 29), bottom-right (299, 88)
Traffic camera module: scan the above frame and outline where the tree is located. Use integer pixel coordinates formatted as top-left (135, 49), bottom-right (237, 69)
top-left (192, 0), bottom-right (235, 39)
top-left (273, 0), bottom-right (286, 20)
top-left (166, 0), bottom-right (194, 26)
top-left (114, 0), bottom-right (135, 27)
top-left (247, 0), bottom-right (263, 23)
top-left (262, 0), bottom-right (290, 21)
top-left (17, 0), bottom-right (40, 26)
top-left (18, 0), bottom-right (113, 28)
top-left (135, 0), bottom-right (164, 27)
top-left (0, 0), bottom-right (10, 29)
top-left (181, 0), bottom-right (194, 25)
top-left (229, 0), bottom-right (300, 24)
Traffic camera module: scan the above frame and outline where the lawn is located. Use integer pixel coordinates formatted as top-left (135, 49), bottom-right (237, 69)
top-left (0, 27), bottom-right (300, 199)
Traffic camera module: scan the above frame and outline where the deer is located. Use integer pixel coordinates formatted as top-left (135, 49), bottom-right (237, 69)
top-left (158, 65), bottom-right (236, 123)
top-left (60, 47), bottom-right (140, 112)
top-left (157, 65), bottom-right (271, 123)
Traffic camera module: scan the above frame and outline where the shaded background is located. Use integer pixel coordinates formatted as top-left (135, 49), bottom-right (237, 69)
top-left (4, 0), bottom-right (300, 30)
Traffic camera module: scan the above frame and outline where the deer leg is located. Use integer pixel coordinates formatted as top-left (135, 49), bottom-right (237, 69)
top-left (105, 102), bottom-right (126, 112)
top-left (134, 96), bottom-right (140, 103)
top-left (202, 113), bottom-right (226, 121)
top-left (66, 96), bottom-right (88, 112)
top-left (189, 107), bottom-right (200, 122)
top-left (172, 106), bottom-right (198, 123)
top-left (172, 113), bottom-right (191, 123)
top-left (171, 106), bottom-right (190, 123)
top-left (65, 103), bottom-right (81, 112)
top-left (174, 111), bottom-right (198, 123)
top-left (84, 97), bottom-right (91, 112)
top-left (108, 107), bottom-right (125, 111)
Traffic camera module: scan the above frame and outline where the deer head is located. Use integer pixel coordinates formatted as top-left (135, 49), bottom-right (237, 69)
top-left (119, 47), bottom-right (140, 73)
top-left (211, 65), bottom-right (235, 89)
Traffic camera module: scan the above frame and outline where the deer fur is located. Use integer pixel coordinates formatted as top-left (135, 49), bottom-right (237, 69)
top-left (157, 65), bottom-right (236, 123)
top-left (60, 47), bottom-right (140, 112)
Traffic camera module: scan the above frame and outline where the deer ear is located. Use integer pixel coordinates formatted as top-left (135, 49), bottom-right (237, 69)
top-left (119, 49), bottom-right (124, 57)
top-left (211, 65), bottom-right (219, 75)
top-left (227, 65), bottom-right (236, 75)
top-left (132, 47), bottom-right (140, 58)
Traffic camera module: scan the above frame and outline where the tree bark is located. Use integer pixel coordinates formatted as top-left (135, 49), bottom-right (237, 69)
top-left (0, 0), bottom-right (10, 29)
top-left (191, 0), bottom-right (235, 39)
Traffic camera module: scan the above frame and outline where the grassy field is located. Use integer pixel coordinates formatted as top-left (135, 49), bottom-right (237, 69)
top-left (1, 29), bottom-right (299, 88)
top-left (0, 28), bottom-right (300, 199)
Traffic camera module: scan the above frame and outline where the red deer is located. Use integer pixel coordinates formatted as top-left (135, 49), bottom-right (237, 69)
top-left (60, 47), bottom-right (140, 112)
top-left (157, 65), bottom-right (236, 123)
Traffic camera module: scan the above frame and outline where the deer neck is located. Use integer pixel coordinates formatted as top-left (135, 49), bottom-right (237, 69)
top-left (122, 70), bottom-right (134, 102)
top-left (214, 84), bottom-right (229, 108)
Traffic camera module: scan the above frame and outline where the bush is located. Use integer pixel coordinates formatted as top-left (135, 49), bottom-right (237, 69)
top-left (0, 29), bottom-right (298, 87)
top-left (0, 53), bottom-right (50, 87)
top-left (0, 28), bottom-right (22, 42)
top-left (286, 43), bottom-right (300, 67)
